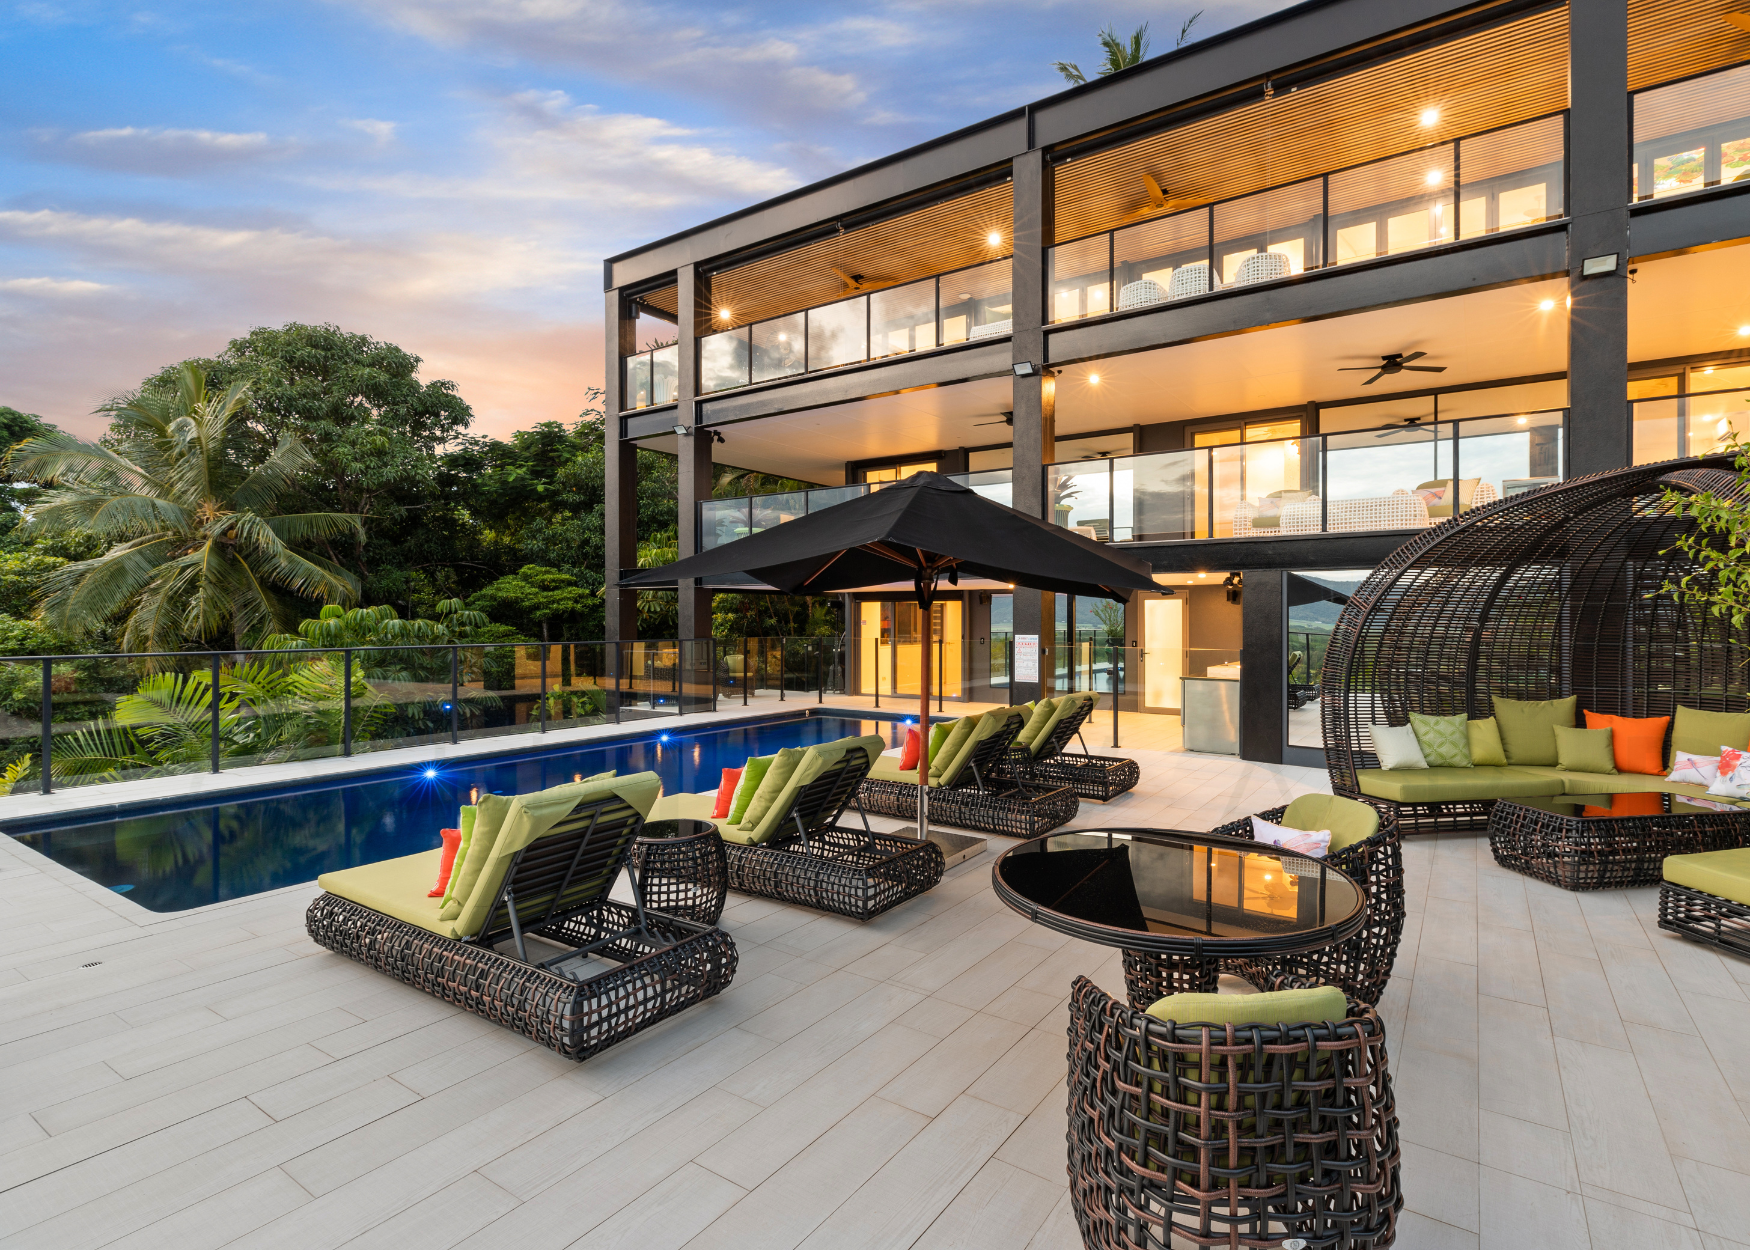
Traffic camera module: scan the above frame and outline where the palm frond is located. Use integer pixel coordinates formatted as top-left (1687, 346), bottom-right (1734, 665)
top-left (1054, 60), bottom-right (1087, 85)
top-left (233, 434), bottom-right (317, 514)
top-left (262, 512), bottom-right (365, 545)
top-left (38, 538), bottom-right (184, 636)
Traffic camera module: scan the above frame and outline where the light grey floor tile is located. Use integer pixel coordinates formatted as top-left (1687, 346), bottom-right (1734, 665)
top-left (910, 1158), bottom-right (1062, 1250)
top-left (1480, 1164), bottom-right (1589, 1250)
top-left (1402, 1141), bottom-right (1480, 1233)
top-left (1676, 1158), bottom-right (1750, 1245)
top-left (1478, 1109), bottom-right (1579, 1192)
top-left (572, 1163), bottom-right (745, 1250)
top-left (1585, 1195), bottom-right (1706, 1250)
top-left (1557, 1036), bottom-right (1686, 1209)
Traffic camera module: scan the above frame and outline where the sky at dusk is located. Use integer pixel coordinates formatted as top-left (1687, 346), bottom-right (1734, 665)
top-left (1, 0), bottom-right (1271, 441)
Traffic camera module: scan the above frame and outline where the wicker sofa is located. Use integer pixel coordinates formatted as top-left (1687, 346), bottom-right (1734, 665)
top-left (1068, 977), bottom-right (1402, 1249)
top-left (1660, 847), bottom-right (1750, 958)
top-left (650, 734), bottom-right (945, 920)
top-left (1322, 457), bottom-right (1750, 835)
top-left (306, 773), bottom-right (737, 1061)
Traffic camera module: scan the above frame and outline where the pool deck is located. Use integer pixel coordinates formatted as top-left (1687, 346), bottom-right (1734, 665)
top-left (4, 741), bottom-right (1749, 1249)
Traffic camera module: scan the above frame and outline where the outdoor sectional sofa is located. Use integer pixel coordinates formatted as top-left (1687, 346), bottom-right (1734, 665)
top-left (306, 772), bottom-right (737, 1061)
top-left (650, 733), bottom-right (945, 920)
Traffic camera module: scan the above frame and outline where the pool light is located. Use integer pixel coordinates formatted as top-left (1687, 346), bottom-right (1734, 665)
top-left (659, 732), bottom-right (671, 742)
top-left (423, 767), bottom-right (438, 779)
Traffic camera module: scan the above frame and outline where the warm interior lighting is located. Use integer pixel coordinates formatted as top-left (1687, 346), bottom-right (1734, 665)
top-left (1419, 107), bottom-right (1440, 126)
top-left (986, 231), bottom-right (1001, 245)
top-left (1703, 366), bottom-right (1715, 374)
top-left (1425, 169), bottom-right (1443, 186)
top-left (718, 307), bottom-right (731, 320)
top-left (1720, 419), bottom-right (1732, 437)
top-left (1739, 325), bottom-right (1750, 336)
top-left (777, 332), bottom-right (787, 341)
top-left (1516, 416), bottom-right (1528, 425)
top-left (1088, 373), bottom-right (1101, 384)
top-left (1539, 299), bottom-right (1555, 311)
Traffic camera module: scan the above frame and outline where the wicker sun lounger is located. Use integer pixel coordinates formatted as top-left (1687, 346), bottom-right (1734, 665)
top-left (858, 710), bottom-right (1080, 838)
top-left (652, 735), bottom-right (945, 920)
top-left (997, 692), bottom-right (1140, 802)
top-left (306, 773), bottom-right (737, 1061)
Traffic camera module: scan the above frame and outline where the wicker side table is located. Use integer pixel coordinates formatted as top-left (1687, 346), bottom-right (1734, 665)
top-left (1488, 796), bottom-right (1750, 892)
top-left (632, 819), bottom-right (729, 925)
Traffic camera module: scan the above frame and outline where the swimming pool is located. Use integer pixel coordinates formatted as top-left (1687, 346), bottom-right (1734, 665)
top-left (7, 712), bottom-right (910, 913)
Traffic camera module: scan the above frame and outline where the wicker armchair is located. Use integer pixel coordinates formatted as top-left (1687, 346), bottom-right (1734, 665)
top-left (1068, 977), bottom-right (1402, 1249)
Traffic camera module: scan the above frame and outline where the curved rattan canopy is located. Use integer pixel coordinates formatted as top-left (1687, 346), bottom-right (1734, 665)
top-left (1322, 454), bottom-right (1750, 795)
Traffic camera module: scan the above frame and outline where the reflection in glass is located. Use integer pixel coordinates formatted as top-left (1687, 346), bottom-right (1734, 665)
top-left (1328, 147), bottom-right (1455, 263)
top-left (1456, 115), bottom-right (1565, 237)
top-left (942, 259), bottom-right (1013, 342)
top-left (751, 314), bottom-right (805, 383)
top-left (1633, 62), bottom-right (1750, 202)
top-left (870, 281), bottom-right (937, 357)
top-left (650, 345), bottom-right (679, 405)
top-left (700, 328), bottom-right (749, 393)
top-left (807, 296), bottom-right (867, 371)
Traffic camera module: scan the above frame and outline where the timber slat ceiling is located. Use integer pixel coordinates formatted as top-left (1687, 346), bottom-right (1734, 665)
top-left (1629, 0), bottom-right (1750, 91)
top-left (708, 183), bottom-right (1014, 331)
top-left (638, 285), bottom-right (678, 317)
top-left (1050, 6), bottom-right (1569, 245)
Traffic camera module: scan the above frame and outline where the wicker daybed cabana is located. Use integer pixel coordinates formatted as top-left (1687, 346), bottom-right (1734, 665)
top-left (1321, 456), bottom-right (1750, 837)
top-left (306, 773), bottom-right (737, 1061)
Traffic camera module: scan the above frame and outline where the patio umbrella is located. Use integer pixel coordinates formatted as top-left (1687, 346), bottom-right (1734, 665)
top-left (622, 471), bottom-right (1159, 838)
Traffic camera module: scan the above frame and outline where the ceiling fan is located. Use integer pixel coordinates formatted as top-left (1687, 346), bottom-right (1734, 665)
top-left (1121, 173), bottom-right (1206, 222)
top-left (1338, 351), bottom-right (1448, 386)
top-left (830, 265), bottom-right (875, 294)
top-left (974, 411), bottom-right (1014, 428)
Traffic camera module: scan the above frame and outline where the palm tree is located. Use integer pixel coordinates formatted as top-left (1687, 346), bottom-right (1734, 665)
top-left (1054, 12), bottom-right (1201, 85)
top-left (10, 363), bottom-right (362, 654)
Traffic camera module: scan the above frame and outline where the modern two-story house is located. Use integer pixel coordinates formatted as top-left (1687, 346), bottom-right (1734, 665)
top-left (600, 0), bottom-right (1750, 767)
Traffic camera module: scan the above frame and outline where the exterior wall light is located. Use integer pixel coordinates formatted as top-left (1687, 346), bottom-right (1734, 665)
top-left (1013, 361), bottom-right (1038, 377)
top-left (1581, 253), bottom-right (1620, 276)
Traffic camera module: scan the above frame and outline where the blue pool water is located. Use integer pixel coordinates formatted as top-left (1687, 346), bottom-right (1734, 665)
top-left (7, 712), bottom-right (910, 913)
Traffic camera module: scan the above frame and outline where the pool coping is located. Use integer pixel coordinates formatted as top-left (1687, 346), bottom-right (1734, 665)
top-left (0, 702), bottom-right (911, 833)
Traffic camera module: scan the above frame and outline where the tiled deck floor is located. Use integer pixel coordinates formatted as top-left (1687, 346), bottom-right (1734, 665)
top-left (3, 748), bottom-right (1749, 1249)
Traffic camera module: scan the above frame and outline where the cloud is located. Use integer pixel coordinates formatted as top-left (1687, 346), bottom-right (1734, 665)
top-left (28, 125), bottom-right (296, 175)
top-left (0, 277), bottom-right (112, 296)
top-left (343, 118), bottom-right (399, 144)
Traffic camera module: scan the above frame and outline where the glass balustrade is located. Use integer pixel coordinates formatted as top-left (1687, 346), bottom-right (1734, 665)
top-left (1048, 411), bottom-right (1565, 541)
top-left (697, 470), bottom-right (1014, 551)
top-left (1633, 61), bottom-right (1750, 202)
top-left (1632, 385), bottom-right (1750, 464)
top-left (621, 344), bottom-right (679, 409)
top-left (695, 259), bottom-right (1013, 397)
top-left (1047, 112), bottom-right (1566, 323)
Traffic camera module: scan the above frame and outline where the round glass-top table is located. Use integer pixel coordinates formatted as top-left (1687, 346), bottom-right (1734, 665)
top-left (992, 828), bottom-right (1367, 1007)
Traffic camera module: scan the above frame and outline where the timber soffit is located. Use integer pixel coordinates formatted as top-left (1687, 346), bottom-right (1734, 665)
top-left (602, 0), bottom-right (1535, 289)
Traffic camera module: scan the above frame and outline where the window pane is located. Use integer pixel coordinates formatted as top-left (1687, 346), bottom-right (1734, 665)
top-left (1634, 62), bottom-right (1750, 202)
top-left (699, 329), bottom-right (748, 393)
top-left (1192, 428), bottom-right (1242, 447)
top-left (869, 280), bottom-right (936, 357)
top-left (1457, 114), bottom-right (1565, 235)
top-left (750, 314), bottom-right (804, 383)
top-left (700, 498), bottom-right (752, 550)
top-left (941, 259), bottom-right (1012, 342)
top-left (1626, 375), bottom-right (1679, 399)
top-left (1245, 419), bottom-right (1302, 442)
top-left (1048, 235), bottom-right (1110, 323)
top-left (1322, 426), bottom-right (1443, 531)
top-left (1632, 397), bottom-right (1680, 464)
top-left (1693, 364), bottom-right (1750, 392)
top-left (807, 296), bottom-right (867, 370)
top-left (1687, 389), bottom-right (1750, 453)
top-left (751, 492), bottom-right (807, 533)
top-left (1456, 411), bottom-right (1563, 502)
top-left (1213, 178), bottom-right (1323, 280)
top-left (1115, 209), bottom-right (1208, 300)
top-left (1328, 146), bottom-right (1456, 262)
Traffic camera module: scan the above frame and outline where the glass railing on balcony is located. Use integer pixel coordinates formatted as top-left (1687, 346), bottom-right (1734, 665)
top-left (1632, 60), bottom-right (1750, 202)
top-left (1632, 385), bottom-right (1750, 464)
top-left (697, 470), bottom-right (1012, 551)
top-left (698, 259), bottom-right (1013, 394)
top-left (1047, 112), bottom-right (1566, 323)
top-left (623, 344), bottom-right (679, 409)
top-left (1048, 411), bottom-right (1565, 541)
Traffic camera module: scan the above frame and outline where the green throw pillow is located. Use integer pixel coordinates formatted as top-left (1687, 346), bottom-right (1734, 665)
top-left (1146, 985), bottom-right (1349, 1026)
top-left (1410, 712), bottom-right (1471, 768)
top-left (728, 755), bottom-right (773, 825)
top-left (740, 747), bottom-right (804, 831)
top-left (1490, 694), bottom-right (1577, 766)
top-left (1555, 725), bottom-right (1617, 774)
top-left (1468, 718), bottom-right (1507, 767)
top-left (1670, 705), bottom-right (1750, 767)
top-left (927, 722), bottom-right (953, 766)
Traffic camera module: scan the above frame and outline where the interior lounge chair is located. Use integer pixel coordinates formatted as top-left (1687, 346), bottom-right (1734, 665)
top-left (305, 773), bottom-right (737, 1061)
top-left (650, 734), bottom-right (945, 920)
top-left (996, 692), bottom-right (1141, 802)
top-left (857, 710), bottom-right (1080, 838)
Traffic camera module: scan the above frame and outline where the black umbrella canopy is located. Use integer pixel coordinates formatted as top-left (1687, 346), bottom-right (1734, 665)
top-left (622, 471), bottom-right (1158, 606)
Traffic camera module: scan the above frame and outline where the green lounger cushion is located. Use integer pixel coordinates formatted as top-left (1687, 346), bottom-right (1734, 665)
top-left (1468, 718), bottom-right (1508, 767)
top-left (934, 712), bottom-right (1013, 786)
top-left (1491, 694), bottom-right (1577, 766)
top-left (319, 850), bottom-right (461, 938)
top-left (1146, 985), bottom-right (1350, 1026)
top-left (928, 721), bottom-right (953, 764)
top-left (1670, 705), bottom-right (1750, 766)
top-left (728, 755), bottom-right (775, 825)
top-left (732, 734), bottom-right (885, 845)
top-left (1663, 846), bottom-right (1750, 904)
top-left (1555, 725), bottom-right (1617, 774)
top-left (739, 747), bottom-right (805, 834)
top-left (648, 790), bottom-right (722, 825)
top-left (1356, 766), bottom-right (1567, 803)
top-left (1028, 694), bottom-right (1091, 756)
top-left (1281, 793), bottom-right (1379, 851)
top-left (929, 718), bottom-right (976, 779)
top-left (1015, 699), bottom-right (1057, 748)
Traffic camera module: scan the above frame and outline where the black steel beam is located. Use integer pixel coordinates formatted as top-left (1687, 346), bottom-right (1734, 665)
top-left (1130, 529), bottom-right (1413, 572)
top-left (1628, 183), bottom-right (1750, 259)
top-left (1239, 570), bottom-right (1287, 764)
top-left (1046, 226), bottom-right (1566, 365)
top-left (621, 405), bottom-right (679, 441)
top-left (698, 341), bottom-right (1012, 426)
top-left (603, 291), bottom-right (640, 642)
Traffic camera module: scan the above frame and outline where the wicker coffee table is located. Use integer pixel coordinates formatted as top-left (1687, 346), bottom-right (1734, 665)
top-left (1488, 795), bottom-right (1750, 892)
top-left (991, 828), bottom-right (1366, 1008)
top-left (632, 818), bottom-right (729, 925)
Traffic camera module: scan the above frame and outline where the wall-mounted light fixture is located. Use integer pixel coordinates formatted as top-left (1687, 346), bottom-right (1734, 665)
top-left (1581, 253), bottom-right (1620, 277)
top-left (673, 425), bottom-right (726, 444)
top-left (1013, 361), bottom-right (1038, 377)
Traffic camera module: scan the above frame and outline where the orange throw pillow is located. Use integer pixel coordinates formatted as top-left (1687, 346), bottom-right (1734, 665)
top-left (712, 767), bottom-right (743, 819)
top-left (428, 828), bottom-right (462, 897)
top-left (900, 727), bottom-right (921, 771)
top-left (1582, 711), bottom-right (1670, 775)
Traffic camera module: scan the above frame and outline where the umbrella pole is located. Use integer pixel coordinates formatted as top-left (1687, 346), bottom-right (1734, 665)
top-left (918, 614), bottom-right (931, 843)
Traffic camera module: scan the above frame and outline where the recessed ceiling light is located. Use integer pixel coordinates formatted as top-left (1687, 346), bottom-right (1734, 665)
top-left (1703, 366), bottom-right (1716, 374)
top-left (1420, 107), bottom-right (1440, 126)
top-left (1516, 416), bottom-right (1528, 425)
top-left (1739, 324), bottom-right (1750, 336)
top-left (1539, 299), bottom-right (1555, 311)
top-left (986, 231), bottom-right (1001, 245)
top-left (1088, 373), bottom-right (1101, 384)
top-left (718, 307), bottom-right (731, 319)
top-left (1425, 169), bottom-right (1443, 186)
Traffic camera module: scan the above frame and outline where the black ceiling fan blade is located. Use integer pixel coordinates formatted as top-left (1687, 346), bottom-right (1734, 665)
top-left (1400, 365), bottom-right (1447, 372)
top-left (1361, 371), bottom-right (1386, 385)
top-left (1337, 365), bottom-right (1384, 371)
top-left (1397, 351), bottom-right (1427, 364)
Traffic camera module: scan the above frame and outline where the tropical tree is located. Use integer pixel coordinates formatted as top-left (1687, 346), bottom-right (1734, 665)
top-left (1657, 423), bottom-right (1750, 627)
top-left (10, 364), bottom-right (363, 654)
top-left (1054, 12), bottom-right (1202, 85)
top-left (466, 565), bottom-right (591, 644)
top-left (262, 600), bottom-right (488, 682)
